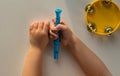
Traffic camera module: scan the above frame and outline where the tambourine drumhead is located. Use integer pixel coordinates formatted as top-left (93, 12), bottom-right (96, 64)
top-left (85, 0), bottom-right (120, 35)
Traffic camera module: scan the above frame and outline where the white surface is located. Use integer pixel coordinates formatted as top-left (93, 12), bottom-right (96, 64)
top-left (0, 0), bottom-right (120, 76)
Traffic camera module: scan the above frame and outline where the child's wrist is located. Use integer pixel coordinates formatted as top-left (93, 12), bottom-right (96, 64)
top-left (28, 45), bottom-right (44, 58)
top-left (67, 35), bottom-right (76, 46)
top-left (66, 36), bottom-right (78, 52)
top-left (29, 44), bottom-right (45, 54)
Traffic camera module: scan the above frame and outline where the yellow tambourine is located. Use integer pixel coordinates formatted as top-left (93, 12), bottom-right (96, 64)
top-left (85, 0), bottom-right (120, 36)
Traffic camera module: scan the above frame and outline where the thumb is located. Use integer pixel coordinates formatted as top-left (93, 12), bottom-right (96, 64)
top-left (44, 21), bottom-right (50, 32)
top-left (53, 24), bottom-right (65, 32)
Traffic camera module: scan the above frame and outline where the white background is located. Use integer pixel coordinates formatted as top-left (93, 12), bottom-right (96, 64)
top-left (0, 0), bottom-right (120, 76)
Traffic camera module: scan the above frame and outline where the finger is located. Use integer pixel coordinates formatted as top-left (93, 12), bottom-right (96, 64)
top-left (38, 21), bottom-right (44, 30)
top-left (52, 17), bottom-right (66, 24)
top-left (50, 36), bottom-right (58, 40)
top-left (49, 34), bottom-right (58, 40)
top-left (30, 21), bottom-right (38, 33)
top-left (29, 25), bottom-right (33, 36)
top-left (51, 19), bottom-right (57, 33)
top-left (53, 24), bottom-right (66, 32)
top-left (52, 17), bottom-right (63, 24)
top-left (44, 20), bottom-right (50, 32)
top-left (34, 22), bottom-right (38, 29)
top-left (32, 21), bottom-right (38, 30)
top-left (50, 22), bottom-right (58, 35)
top-left (52, 17), bottom-right (56, 23)
top-left (29, 23), bottom-right (34, 31)
top-left (30, 21), bottom-right (37, 27)
top-left (50, 20), bottom-right (55, 29)
top-left (49, 29), bottom-right (58, 37)
top-left (60, 20), bottom-right (66, 25)
top-left (50, 35), bottom-right (54, 39)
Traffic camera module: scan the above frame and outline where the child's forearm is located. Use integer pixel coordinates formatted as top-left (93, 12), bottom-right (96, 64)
top-left (68, 37), bottom-right (112, 76)
top-left (22, 45), bottom-right (43, 76)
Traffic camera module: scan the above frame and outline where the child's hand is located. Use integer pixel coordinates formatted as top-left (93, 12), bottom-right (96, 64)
top-left (29, 21), bottom-right (50, 51)
top-left (49, 18), bottom-right (77, 47)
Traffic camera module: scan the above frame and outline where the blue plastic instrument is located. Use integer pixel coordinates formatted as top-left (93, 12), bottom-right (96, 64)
top-left (54, 9), bottom-right (62, 60)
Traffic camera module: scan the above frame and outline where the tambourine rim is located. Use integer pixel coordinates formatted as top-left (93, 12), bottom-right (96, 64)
top-left (85, 0), bottom-right (120, 35)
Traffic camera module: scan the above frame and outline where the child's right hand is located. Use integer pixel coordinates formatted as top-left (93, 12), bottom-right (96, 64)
top-left (49, 18), bottom-right (77, 48)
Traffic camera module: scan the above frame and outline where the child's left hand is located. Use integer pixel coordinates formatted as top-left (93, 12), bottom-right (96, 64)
top-left (29, 21), bottom-right (50, 51)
